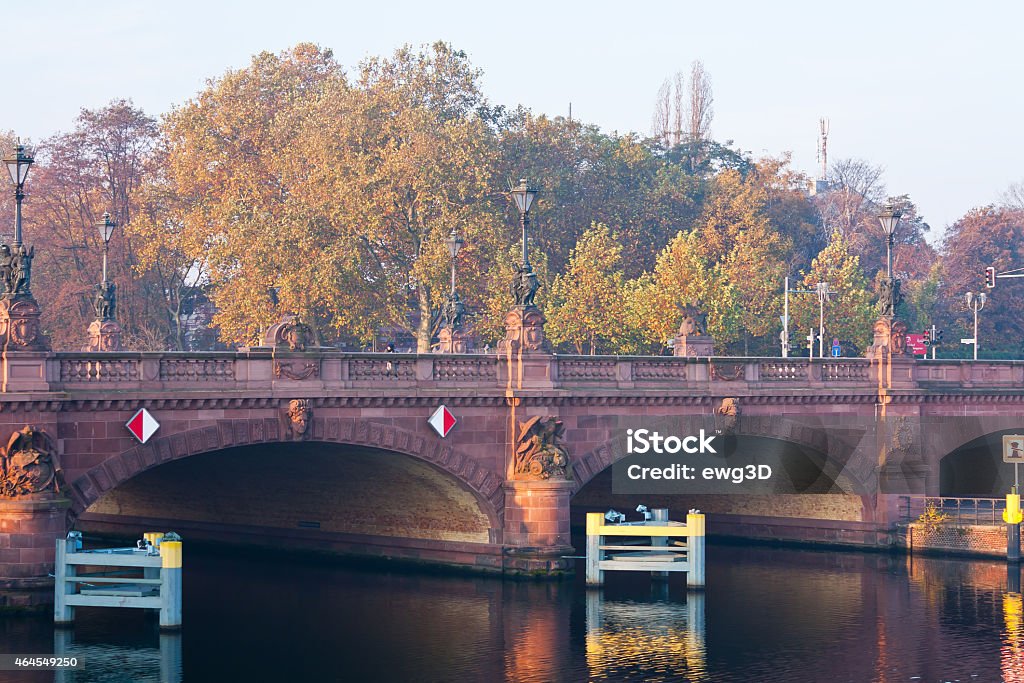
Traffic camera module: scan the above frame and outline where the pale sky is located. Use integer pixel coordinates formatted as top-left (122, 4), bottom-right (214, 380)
top-left (11, 1), bottom-right (1024, 240)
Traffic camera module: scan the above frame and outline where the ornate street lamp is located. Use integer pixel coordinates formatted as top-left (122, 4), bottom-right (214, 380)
top-left (497, 177), bottom-right (549, 356)
top-left (97, 212), bottom-right (116, 284)
top-left (0, 140), bottom-right (48, 352)
top-left (510, 178), bottom-right (537, 268)
top-left (878, 202), bottom-right (902, 283)
top-left (876, 201), bottom-right (904, 321)
top-left (446, 228), bottom-right (464, 296)
top-left (867, 201), bottom-right (908, 359)
top-left (85, 211), bottom-right (122, 350)
top-left (439, 228), bottom-right (467, 338)
top-left (3, 143), bottom-right (33, 247)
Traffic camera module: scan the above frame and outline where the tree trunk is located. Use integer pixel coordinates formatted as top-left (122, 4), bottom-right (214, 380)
top-left (416, 285), bottom-right (432, 353)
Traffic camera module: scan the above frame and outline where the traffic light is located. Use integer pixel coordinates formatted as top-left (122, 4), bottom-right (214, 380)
top-left (985, 266), bottom-right (996, 289)
top-left (923, 329), bottom-right (931, 346)
top-left (935, 329), bottom-right (944, 344)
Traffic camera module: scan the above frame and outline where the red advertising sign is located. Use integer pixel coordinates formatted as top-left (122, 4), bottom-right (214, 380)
top-left (905, 333), bottom-right (927, 356)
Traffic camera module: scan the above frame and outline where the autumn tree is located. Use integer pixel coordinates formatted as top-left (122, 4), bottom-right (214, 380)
top-left (628, 229), bottom-right (740, 350)
top-left (939, 207), bottom-right (1024, 357)
top-left (693, 165), bottom-right (790, 351)
top-left (790, 231), bottom-right (875, 354)
top-left (136, 44), bottom-right (345, 346)
top-left (546, 224), bottom-right (634, 354)
top-left (298, 42), bottom-right (503, 352)
top-left (499, 112), bottom-right (694, 275)
top-left (22, 101), bottom-right (162, 350)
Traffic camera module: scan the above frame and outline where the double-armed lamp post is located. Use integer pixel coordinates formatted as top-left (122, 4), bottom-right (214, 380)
top-left (964, 291), bottom-right (986, 360)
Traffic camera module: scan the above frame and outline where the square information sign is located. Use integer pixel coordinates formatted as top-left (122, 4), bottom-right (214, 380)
top-left (1003, 435), bottom-right (1024, 463)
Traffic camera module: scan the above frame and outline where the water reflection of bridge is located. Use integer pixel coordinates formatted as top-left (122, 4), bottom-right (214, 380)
top-left (53, 629), bottom-right (181, 683)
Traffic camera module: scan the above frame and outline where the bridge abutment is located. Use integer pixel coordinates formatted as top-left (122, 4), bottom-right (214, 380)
top-left (0, 496), bottom-right (69, 609)
top-left (502, 480), bottom-right (574, 576)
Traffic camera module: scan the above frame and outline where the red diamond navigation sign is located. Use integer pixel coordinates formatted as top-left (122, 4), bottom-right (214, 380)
top-left (428, 405), bottom-right (456, 438)
top-left (126, 408), bottom-right (160, 444)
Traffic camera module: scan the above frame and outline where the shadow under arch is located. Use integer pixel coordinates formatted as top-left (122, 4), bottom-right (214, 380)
top-left (913, 415), bottom-right (1024, 496)
top-left (67, 418), bottom-right (505, 534)
top-left (939, 427), bottom-right (1024, 496)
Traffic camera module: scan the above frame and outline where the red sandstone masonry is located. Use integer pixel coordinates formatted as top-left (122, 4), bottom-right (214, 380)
top-left (5, 352), bottom-right (1024, 585)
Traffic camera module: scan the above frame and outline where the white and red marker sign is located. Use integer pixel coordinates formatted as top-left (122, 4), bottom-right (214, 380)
top-left (428, 405), bottom-right (457, 438)
top-left (126, 408), bottom-right (160, 444)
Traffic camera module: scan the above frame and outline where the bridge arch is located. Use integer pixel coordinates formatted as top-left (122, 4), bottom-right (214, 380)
top-left (938, 425), bottom-right (1024, 496)
top-left (67, 417), bottom-right (505, 534)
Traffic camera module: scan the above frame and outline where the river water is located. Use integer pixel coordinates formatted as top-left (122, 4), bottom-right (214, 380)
top-left (2, 542), bottom-right (1023, 682)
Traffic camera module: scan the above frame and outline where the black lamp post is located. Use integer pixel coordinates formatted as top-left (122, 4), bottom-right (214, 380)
top-left (510, 178), bottom-right (538, 268)
top-left (98, 212), bottom-right (116, 284)
top-left (4, 143), bottom-right (33, 248)
top-left (446, 228), bottom-right (464, 296)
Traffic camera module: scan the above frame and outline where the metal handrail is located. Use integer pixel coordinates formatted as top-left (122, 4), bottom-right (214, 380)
top-left (899, 495), bottom-right (1006, 526)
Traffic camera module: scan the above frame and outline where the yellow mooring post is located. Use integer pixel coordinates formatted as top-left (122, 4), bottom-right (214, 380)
top-left (1005, 489), bottom-right (1022, 563)
top-left (686, 512), bottom-right (706, 589)
top-left (160, 537), bottom-right (183, 629)
top-left (143, 532), bottom-right (164, 583)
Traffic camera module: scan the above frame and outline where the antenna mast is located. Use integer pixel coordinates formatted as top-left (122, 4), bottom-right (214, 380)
top-left (817, 117), bottom-right (829, 181)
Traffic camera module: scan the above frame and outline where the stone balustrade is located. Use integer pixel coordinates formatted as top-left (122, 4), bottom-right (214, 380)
top-left (16, 352), bottom-right (1024, 396)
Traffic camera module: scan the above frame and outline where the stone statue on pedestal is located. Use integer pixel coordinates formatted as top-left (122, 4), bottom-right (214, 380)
top-left (441, 293), bottom-right (466, 332)
top-left (511, 264), bottom-right (539, 307)
top-left (0, 244), bottom-right (34, 297)
top-left (93, 281), bottom-right (116, 321)
top-left (673, 301), bottom-right (714, 357)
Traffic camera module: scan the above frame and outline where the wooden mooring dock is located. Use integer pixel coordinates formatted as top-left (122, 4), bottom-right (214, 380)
top-left (586, 509), bottom-right (705, 589)
top-left (54, 532), bottom-right (183, 629)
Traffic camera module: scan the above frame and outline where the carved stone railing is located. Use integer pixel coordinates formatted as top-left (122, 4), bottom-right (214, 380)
top-left (60, 357), bottom-right (140, 383)
top-left (349, 357), bottom-right (416, 381)
top-left (822, 361), bottom-right (870, 382)
top-left (631, 359), bottom-right (689, 382)
top-left (758, 361), bottom-right (808, 381)
top-left (160, 358), bottom-right (236, 382)
top-left (556, 359), bottom-right (618, 382)
top-left (432, 357), bottom-right (498, 382)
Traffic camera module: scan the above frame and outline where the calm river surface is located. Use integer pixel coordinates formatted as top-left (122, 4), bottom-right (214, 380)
top-left (2, 542), bottom-right (1023, 682)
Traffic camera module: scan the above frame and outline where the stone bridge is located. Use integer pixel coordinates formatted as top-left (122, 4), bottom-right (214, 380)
top-left (3, 349), bottom-right (1024, 605)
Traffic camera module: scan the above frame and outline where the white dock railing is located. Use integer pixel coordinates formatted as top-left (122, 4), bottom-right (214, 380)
top-left (54, 532), bottom-right (183, 629)
top-left (586, 509), bottom-right (705, 589)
